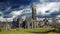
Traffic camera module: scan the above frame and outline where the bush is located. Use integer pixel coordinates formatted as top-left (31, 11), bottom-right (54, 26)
top-left (0, 28), bottom-right (2, 32)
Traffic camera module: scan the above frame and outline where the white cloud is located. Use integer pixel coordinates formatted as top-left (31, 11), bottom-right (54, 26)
top-left (10, 10), bottom-right (23, 18)
top-left (22, 16), bottom-right (26, 21)
top-left (9, 7), bottom-right (31, 21)
top-left (12, 10), bottom-right (22, 15)
top-left (36, 2), bottom-right (60, 16)
top-left (0, 7), bottom-right (31, 21)
top-left (7, 18), bottom-right (13, 22)
top-left (56, 15), bottom-right (60, 18)
top-left (40, 0), bottom-right (60, 2)
top-left (40, 0), bottom-right (47, 3)
top-left (0, 17), bottom-right (5, 22)
top-left (0, 11), bottom-right (4, 22)
top-left (0, 11), bottom-right (3, 16)
top-left (22, 8), bottom-right (32, 14)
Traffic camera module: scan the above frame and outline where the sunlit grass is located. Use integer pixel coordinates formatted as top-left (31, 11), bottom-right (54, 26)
top-left (0, 28), bottom-right (60, 34)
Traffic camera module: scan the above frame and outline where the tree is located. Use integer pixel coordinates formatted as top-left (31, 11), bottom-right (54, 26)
top-left (43, 18), bottom-right (48, 25)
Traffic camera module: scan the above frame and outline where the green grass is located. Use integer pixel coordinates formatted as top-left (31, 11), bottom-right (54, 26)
top-left (0, 28), bottom-right (60, 34)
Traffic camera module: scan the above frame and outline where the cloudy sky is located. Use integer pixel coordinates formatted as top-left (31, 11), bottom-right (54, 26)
top-left (0, 0), bottom-right (60, 21)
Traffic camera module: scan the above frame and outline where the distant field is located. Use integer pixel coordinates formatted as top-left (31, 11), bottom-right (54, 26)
top-left (0, 28), bottom-right (60, 34)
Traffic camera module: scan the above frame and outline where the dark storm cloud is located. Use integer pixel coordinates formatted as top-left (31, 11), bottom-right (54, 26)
top-left (0, 0), bottom-right (40, 18)
top-left (0, 0), bottom-right (60, 11)
top-left (0, 0), bottom-right (39, 13)
top-left (0, 0), bottom-right (39, 10)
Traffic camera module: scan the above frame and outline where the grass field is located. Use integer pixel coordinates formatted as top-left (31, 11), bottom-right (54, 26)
top-left (0, 28), bottom-right (60, 34)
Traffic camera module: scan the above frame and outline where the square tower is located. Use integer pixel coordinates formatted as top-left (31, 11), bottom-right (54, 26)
top-left (32, 6), bottom-right (36, 20)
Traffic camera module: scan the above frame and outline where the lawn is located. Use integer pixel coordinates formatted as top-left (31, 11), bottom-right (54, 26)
top-left (0, 28), bottom-right (60, 34)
